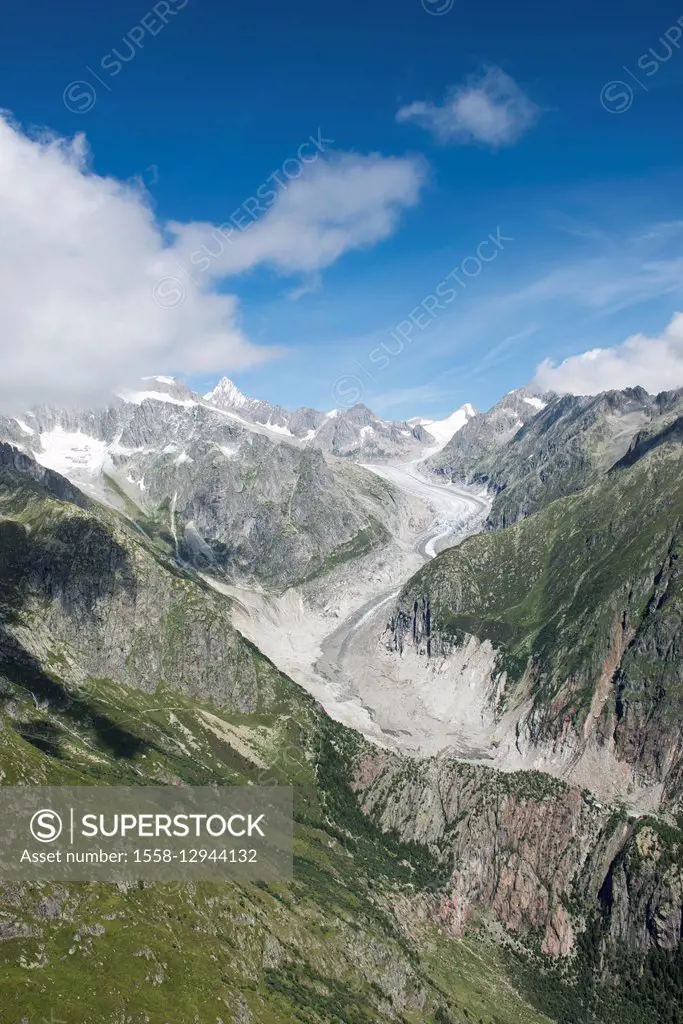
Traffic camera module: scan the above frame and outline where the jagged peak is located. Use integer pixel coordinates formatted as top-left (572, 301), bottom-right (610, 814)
top-left (203, 377), bottom-right (251, 409)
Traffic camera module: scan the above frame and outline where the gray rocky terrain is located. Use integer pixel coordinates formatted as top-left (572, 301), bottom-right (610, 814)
top-left (0, 377), bottom-right (439, 590)
top-left (428, 384), bottom-right (683, 529)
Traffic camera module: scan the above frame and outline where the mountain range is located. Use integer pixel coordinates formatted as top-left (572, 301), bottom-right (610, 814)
top-left (0, 378), bottom-right (477, 589)
top-left (0, 376), bottom-right (681, 1024)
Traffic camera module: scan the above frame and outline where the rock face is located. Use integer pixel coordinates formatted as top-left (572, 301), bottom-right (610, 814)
top-left (0, 442), bottom-right (87, 507)
top-left (204, 376), bottom-right (322, 436)
top-left (601, 824), bottom-right (683, 956)
top-left (354, 750), bottom-right (609, 953)
top-left (129, 433), bottom-right (409, 590)
top-left (0, 447), bottom-right (280, 713)
top-left (352, 748), bottom-right (683, 968)
top-left (390, 413), bottom-right (683, 814)
top-left (309, 402), bottom-right (431, 458)
top-left (426, 387), bottom-right (551, 487)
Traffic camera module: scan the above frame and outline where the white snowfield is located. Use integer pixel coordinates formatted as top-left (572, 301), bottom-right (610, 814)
top-left (117, 389), bottom-right (197, 408)
top-left (35, 427), bottom-right (118, 479)
top-left (412, 404), bottom-right (476, 447)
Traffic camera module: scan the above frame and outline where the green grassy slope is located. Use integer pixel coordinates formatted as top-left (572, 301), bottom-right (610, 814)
top-left (395, 433), bottom-right (683, 803)
top-left (0, 677), bottom-right (556, 1024)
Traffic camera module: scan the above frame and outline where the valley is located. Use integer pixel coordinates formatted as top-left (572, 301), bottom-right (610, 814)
top-left (0, 378), bottom-right (681, 1023)
top-left (208, 454), bottom-right (490, 755)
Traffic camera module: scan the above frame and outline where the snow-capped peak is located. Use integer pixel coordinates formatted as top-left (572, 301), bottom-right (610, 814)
top-left (117, 389), bottom-right (196, 409)
top-left (413, 403), bottom-right (477, 448)
top-left (204, 377), bottom-right (250, 410)
top-left (503, 388), bottom-right (550, 413)
top-left (117, 376), bottom-right (198, 408)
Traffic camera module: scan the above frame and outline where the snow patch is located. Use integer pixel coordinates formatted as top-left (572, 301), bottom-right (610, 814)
top-left (264, 419), bottom-right (294, 437)
top-left (523, 395), bottom-right (546, 411)
top-left (125, 473), bottom-right (146, 491)
top-left (416, 404), bottom-right (476, 448)
top-left (117, 389), bottom-right (196, 408)
top-left (219, 444), bottom-right (240, 458)
top-left (13, 418), bottom-right (34, 436)
top-left (35, 428), bottom-right (112, 478)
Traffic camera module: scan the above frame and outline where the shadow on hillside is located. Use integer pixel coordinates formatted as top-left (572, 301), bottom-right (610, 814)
top-left (0, 618), bottom-right (152, 757)
top-left (613, 415), bottom-right (683, 471)
top-left (0, 485), bottom-right (150, 761)
top-left (0, 626), bottom-right (152, 760)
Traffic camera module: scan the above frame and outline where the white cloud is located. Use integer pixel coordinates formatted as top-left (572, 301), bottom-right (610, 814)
top-left (169, 152), bottom-right (426, 278)
top-left (287, 273), bottom-right (322, 301)
top-left (396, 67), bottom-right (540, 148)
top-left (0, 115), bottom-right (424, 411)
top-left (534, 313), bottom-right (683, 395)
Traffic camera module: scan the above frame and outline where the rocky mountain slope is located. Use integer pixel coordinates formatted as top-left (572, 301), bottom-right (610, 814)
top-left (205, 376), bottom-right (324, 437)
top-left (427, 387), bottom-right (550, 484)
top-left (0, 380), bottom-right (433, 590)
top-left (205, 376), bottom-right (445, 458)
top-left (1, 443), bottom-right (681, 1023)
top-left (353, 747), bottom-right (683, 1024)
top-left (391, 407), bottom-right (683, 814)
top-left (428, 386), bottom-right (682, 530)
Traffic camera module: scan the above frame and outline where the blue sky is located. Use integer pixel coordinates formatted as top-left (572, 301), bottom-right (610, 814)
top-left (1, 0), bottom-right (683, 416)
